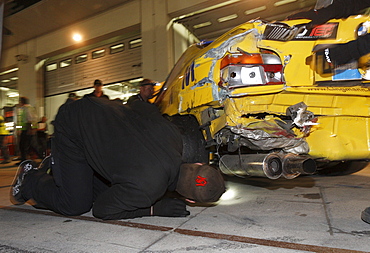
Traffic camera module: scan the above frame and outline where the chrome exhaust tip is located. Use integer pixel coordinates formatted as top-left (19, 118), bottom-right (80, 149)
top-left (282, 153), bottom-right (317, 179)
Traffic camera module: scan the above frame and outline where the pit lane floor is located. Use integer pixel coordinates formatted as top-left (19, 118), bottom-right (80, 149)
top-left (0, 159), bottom-right (370, 253)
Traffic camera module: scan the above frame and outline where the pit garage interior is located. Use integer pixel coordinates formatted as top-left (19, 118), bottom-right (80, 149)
top-left (0, 1), bottom-right (370, 252)
top-left (0, 0), bottom-right (317, 132)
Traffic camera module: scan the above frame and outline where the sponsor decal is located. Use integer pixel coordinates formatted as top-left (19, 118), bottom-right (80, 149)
top-left (263, 23), bottom-right (338, 41)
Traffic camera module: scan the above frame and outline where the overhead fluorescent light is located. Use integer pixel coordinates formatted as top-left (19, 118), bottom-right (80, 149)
top-left (218, 14), bottom-right (238, 23)
top-left (8, 92), bottom-right (19, 97)
top-left (0, 68), bottom-right (18, 76)
top-left (129, 78), bottom-right (143, 84)
top-left (274, 0), bottom-right (297, 7)
top-left (245, 6), bottom-right (267, 15)
top-left (176, 0), bottom-right (241, 20)
top-left (193, 21), bottom-right (212, 29)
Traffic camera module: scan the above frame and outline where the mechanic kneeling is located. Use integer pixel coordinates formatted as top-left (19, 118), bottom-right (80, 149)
top-left (10, 96), bottom-right (225, 220)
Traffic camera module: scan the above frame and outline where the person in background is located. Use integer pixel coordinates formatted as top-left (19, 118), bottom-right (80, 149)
top-left (288, 0), bottom-right (370, 225)
top-left (55, 93), bottom-right (79, 116)
top-left (83, 79), bottom-right (109, 99)
top-left (64, 92), bottom-right (79, 105)
top-left (37, 116), bottom-right (48, 159)
top-left (127, 79), bottom-right (156, 104)
top-left (16, 97), bottom-right (38, 165)
top-left (0, 115), bottom-right (10, 164)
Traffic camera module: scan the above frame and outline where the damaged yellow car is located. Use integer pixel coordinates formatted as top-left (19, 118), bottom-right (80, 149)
top-left (155, 14), bottom-right (370, 179)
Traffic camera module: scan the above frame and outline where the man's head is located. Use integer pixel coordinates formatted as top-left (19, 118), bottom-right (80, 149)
top-left (68, 93), bottom-right (78, 100)
top-left (19, 96), bottom-right (29, 106)
top-left (176, 163), bottom-right (226, 203)
top-left (139, 79), bottom-right (156, 102)
top-left (93, 79), bottom-right (103, 93)
top-left (69, 92), bottom-right (77, 98)
top-left (94, 79), bottom-right (103, 87)
top-left (40, 116), bottom-right (47, 122)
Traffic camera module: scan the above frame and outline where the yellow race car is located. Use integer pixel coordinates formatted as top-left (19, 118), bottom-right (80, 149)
top-left (155, 15), bottom-right (370, 179)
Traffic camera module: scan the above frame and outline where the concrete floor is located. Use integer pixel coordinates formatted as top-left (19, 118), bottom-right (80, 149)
top-left (0, 159), bottom-right (370, 253)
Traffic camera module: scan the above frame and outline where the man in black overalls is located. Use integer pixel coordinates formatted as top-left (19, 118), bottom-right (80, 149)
top-left (10, 96), bottom-right (225, 220)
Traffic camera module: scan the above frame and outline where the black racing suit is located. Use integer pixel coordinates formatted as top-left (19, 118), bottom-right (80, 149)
top-left (23, 97), bottom-right (183, 219)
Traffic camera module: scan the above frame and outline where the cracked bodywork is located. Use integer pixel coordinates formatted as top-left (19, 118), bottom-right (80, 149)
top-left (213, 100), bottom-right (315, 155)
top-left (156, 15), bottom-right (370, 175)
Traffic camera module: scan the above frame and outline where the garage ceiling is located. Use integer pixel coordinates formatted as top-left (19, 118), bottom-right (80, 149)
top-left (175, 0), bottom-right (317, 41)
top-left (2, 0), bottom-right (133, 50)
top-left (3, 0), bottom-right (317, 50)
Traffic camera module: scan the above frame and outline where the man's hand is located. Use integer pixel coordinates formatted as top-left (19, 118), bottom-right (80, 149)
top-left (152, 198), bottom-right (190, 217)
top-left (316, 41), bottom-right (360, 66)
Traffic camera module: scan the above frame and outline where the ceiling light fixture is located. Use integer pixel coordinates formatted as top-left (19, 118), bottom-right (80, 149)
top-left (175, 0), bottom-right (240, 21)
top-left (8, 92), bottom-right (19, 97)
top-left (274, 0), bottom-right (297, 7)
top-left (193, 21), bottom-right (212, 29)
top-left (0, 68), bottom-right (18, 76)
top-left (72, 33), bottom-right (82, 42)
top-left (218, 14), bottom-right (238, 23)
top-left (245, 6), bottom-right (267, 15)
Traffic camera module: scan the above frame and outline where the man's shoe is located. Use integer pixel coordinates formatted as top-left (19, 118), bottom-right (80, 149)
top-left (10, 160), bottom-right (37, 205)
top-left (361, 207), bottom-right (370, 224)
top-left (38, 155), bottom-right (52, 174)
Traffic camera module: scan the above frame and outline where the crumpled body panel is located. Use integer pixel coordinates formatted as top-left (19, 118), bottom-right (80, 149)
top-left (156, 15), bottom-right (370, 162)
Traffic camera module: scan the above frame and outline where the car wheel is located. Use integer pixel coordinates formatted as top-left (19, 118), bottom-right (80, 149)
top-left (167, 114), bottom-right (209, 164)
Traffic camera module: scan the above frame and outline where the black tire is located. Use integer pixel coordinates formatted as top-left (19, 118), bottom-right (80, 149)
top-left (317, 161), bottom-right (369, 176)
top-left (167, 114), bottom-right (209, 163)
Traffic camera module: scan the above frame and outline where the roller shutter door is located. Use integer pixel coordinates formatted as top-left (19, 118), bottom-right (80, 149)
top-left (45, 37), bottom-right (142, 96)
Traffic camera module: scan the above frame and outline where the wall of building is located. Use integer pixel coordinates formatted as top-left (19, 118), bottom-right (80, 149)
top-left (0, 0), bottom-right (211, 118)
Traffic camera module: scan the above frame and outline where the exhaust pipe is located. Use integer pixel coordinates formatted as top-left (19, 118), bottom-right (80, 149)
top-left (281, 153), bottom-right (317, 179)
top-left (219, 153), bottom-right (283, 179)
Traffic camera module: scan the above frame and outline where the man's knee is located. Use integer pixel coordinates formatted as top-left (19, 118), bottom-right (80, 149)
top-left (92, 204), bottom-right (110, 219)
top-left (58, 199), bottom-right (93, 216)
top-left (92, 202), bottom-right (126, 220)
